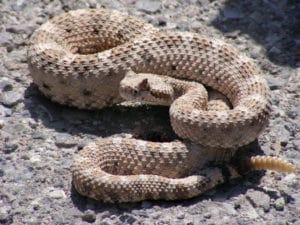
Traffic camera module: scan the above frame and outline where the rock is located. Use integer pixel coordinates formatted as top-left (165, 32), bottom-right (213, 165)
top-left (0, 205), bottom-right (12, 224)
top-left (55, 133), bottom-right (77, 148)
top-left (274, 197), bottom-right (285, 211)
top-left (6, 24), bottom-right (36, 35)
top-left (157, 16), bottom-right (167, 26)
top-left (29, 154), bottom-right (41, 164)
top-left (198, 0), bottom-right (210, 5)
top-left (246, 190), bottom-right (271, 212)
top-left (98, 221), bottom-right (111, 225)
top-left (11, 0), bottom-right (27, 11)
top-left (282, 173), bottom-right (296, 184)
top-left (269, 222), bottom-right (286, 225)
top-left (32, 131), bottom-right (47, 140)
top-left (266, 76), bottom-right (285, 90)
top-left (293, 139), bottom-right (300, 151)
top-left (82, 210), bottom-right (96, 223)
top-left (250, 46), bottom-right (261, 59)
top-left (150, 211), bottom-right (161, 219)
top-left (179, 0), bottom-right (198, 3)
top-left (132, 210), bottom-right (149, 218)
top-left (119, 214), bottom-right (137, 224)
top-left (30, 198), bottom-right (41, 210)
top-left (0, 90), bottom-right (23, 107)
top-left (0, 119), bottom-right (5, 128)
top-left (0, 78), bottom-right (13, 92)
top-left (47, 189), bottom-right (66, 199)
top-left (278, 68), bottom-right (291, 79)
top-left (0, 105), bottom-right (12, 117)
top-left (295, 104), bottom-right (300, 115)
top-left (243, 206), bottom-right (259, 219)
top-left (222, 203), bottom-right (237, 215)
top-left (176, 21), bottom-right (190, 31)
top-left (203, 212), bottom-right (211, 219)
top-left (0, 32), bottom-right (13, 48)
top-left (277, 126), bottom-right (290, 146)
top-left (3, 141), bottom-right (18, 153)
top-left (286, 108), bottom-right (297, 119)
top-left (99, 211), bottom-right (111, 220)
top-left (121, 0), bottom-right (136, 4)
top-left (136, 0), bottom-right (161, 13)
top-left (176, 212), bottom-right (185, 219)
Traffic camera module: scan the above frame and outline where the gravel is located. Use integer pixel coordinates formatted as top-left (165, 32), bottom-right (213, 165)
top-left (0, 0), bottom-right (299, 224)
top-left (246, 189), bottom-right (271, 212)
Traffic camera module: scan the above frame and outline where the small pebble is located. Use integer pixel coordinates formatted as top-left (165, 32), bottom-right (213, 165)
top-left (0, 32), bottom-right (13, 47)
top-left (136, 0), bottom-right (161, 13)
top-left (55, 133), bottom-right (77, 148)
top-left (293, 139), bottom-right (300, 151)
top-left (29, 154), bottom-right (41, 163)
top-left (82, 210), bottom-right (96, 223)
top-left (0, 205), bottom-right (12, 223)
top-left (30, 198), bottom-right (41, 210)
top-left (274, 197), bottom-right (285, 211)
top-left (119, 214), bottom-right (137, 224)
top-left (266, 76), bottom-right (285, 90)
top-left (250, 47), bottom-right (261, 59)
top-left (223, 203), bottom-right (237, 215)
top-left (0, 105), bottom-right (12, 117)
top-left (0, 78), bottom-right (13, 92)
top-left (98, 221), bottom-right (111, 225)
top-left (176, 212), bottom-right (185, 219)
top-left (246, 190), bottom-right (271, 212)
top-left (0, 91), bottom-right (23, 107)
top-left (3, 142), bottom-right (18, 153)
top-left (0, 119), bottom-right (5, 128)
top-left (132, 210), bottom-right (149, 218)
top-left (48, 189), bottom-right (66, 199)
top-left (151, 212), bottom-right (161, 219)
top-left (203, 212), bottom-right (211, 219)
top-left (32, 131), bottom-right (47, 140)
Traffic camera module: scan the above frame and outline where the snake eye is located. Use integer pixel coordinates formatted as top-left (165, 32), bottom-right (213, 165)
top-left (133, 89), bottom-right (138, 95)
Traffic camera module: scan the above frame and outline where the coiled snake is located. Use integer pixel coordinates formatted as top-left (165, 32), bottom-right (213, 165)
top-left (27, 9), bottom-right (296, 202)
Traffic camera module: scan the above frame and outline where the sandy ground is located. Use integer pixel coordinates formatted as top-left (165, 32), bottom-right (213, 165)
top-left (0, 0), bottom-right (299, 224)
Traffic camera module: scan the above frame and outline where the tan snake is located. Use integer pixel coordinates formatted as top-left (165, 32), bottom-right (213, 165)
top-left (27, 9), bottom-right (296, 202)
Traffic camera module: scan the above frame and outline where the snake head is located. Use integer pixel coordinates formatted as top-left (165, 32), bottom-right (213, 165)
top-left (119, 71), bottom-right (174, 106)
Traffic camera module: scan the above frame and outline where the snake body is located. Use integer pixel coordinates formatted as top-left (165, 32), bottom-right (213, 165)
top-left (27, 9), bottom-right (295, 202)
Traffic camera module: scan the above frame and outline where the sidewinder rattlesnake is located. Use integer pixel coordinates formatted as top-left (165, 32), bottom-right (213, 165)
top-left (27, 9), bottom-right (296, 202)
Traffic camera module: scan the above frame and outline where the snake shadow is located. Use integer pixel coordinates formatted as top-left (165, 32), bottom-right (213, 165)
top-left (24, 83), bottom-right (277, 216)
top-left (211, 0), bottom-right (300, 68)
top-left (24, 83), bottom-right (176, 140)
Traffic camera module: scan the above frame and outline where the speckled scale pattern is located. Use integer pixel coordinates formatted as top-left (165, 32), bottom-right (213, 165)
top-left (72, 138), bottom-right (239, 202)
top-left (27, 9), bottom-right (276, 202)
